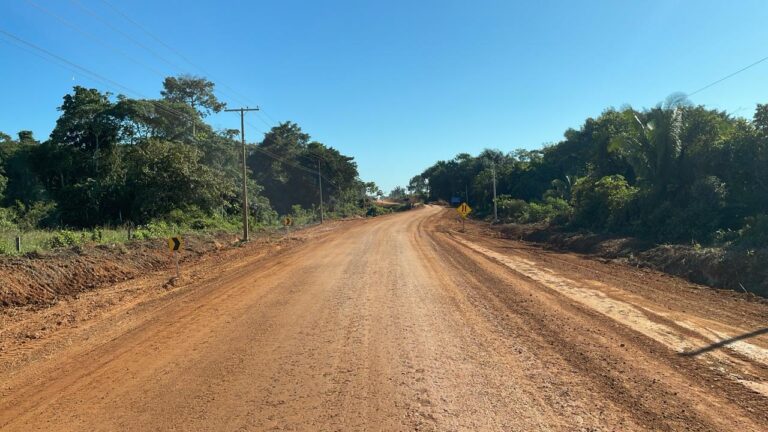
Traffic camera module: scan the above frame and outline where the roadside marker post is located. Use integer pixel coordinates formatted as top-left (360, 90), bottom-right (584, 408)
top-left (282, 216), bottom-right (293, 235)
top-left (168, 237), bottom-right (183, 278)
top-left (456, 202), bottom-right (472, 232)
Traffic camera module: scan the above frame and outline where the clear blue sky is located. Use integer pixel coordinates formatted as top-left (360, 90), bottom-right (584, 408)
top-left (2, 1), bottom-right (768, 192)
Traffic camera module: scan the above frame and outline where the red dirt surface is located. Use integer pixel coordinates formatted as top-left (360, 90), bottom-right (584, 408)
top-left (0, 208), bottom-right (766, 431)
top-left (0, 234), bottom-right (240, 307)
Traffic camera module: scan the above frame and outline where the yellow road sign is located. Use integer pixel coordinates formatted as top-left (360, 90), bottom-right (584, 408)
top-left (457, 202), bottom-right (472, 218)
top-left (168, 237), bottom-right (183, 252)
top-left (282, 216), bottom-right (293, 227)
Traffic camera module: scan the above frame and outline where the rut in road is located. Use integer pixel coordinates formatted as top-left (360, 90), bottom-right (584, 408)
top-left (1, 205), bottom-right (767, 431)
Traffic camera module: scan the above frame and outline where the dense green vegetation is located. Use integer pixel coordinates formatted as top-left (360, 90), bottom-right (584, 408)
top-left (0, 76), bottom-right (373, 253)
top-left (410, 95), bottom-right (768, 246)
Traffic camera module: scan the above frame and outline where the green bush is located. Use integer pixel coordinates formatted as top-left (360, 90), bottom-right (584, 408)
top-left (15, 201), bottom-right (57, 230)
top-left (677, 176), bottom-right (726, 242)
top-left (131, 220), bottom-right (179, 240)
top-left (738, 214), bottom-right (768, 247)
top-left (165, 208), bottom-right (188, 225)
top-left (331, 201), bottom-right (366, 218)
top-left (522, 197), bottom-right (573, 224)
top-left (571, 175), bottom-right (638, 229)
top-left (713, 228), bottom-right (739, 244)
top-left (203, 215), bottom-right (240, 232)
top-left (190, 219), bottom-right (207, 230)
top-left (0, 207), bottom-right (16, 230)
top-left (290, 204), bottom-right (318, 225)
top-left (496, 195), bottom-right (529, 221)
top-left (366, 205), bottom-right (392, 217)
top-left (47, 230), bottom-right (83, 249)
top-left (494, 195), bottom-right (573, 225)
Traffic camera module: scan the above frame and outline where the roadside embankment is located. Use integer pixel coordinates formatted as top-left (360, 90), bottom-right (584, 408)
top-left (0, 209), bottom-right (402, 309)
top-left (493, 223), bottom-right (768, 298)
top-left (0, 232), bottom-right (241, 308)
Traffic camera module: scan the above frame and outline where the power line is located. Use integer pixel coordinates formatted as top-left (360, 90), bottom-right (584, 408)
top-left (28, 0), bottom-right (225, 130)
top-left (24, 0), bottom-right (167, 78)
top-left (251, 111), bottom-right (277, 130)
top-left (1, 28), bottom-right (142, 98)
top-left (59, 0), bottom-right (273, 132)
top-left (69, 0), bottom-right (184, 75)
top-left (97, 0), bottom-right (243, 102)
top-left (243, 120), bottom-right (340, 181)
top-left (1, 28), bottom-right (343, 191)
top-left (239, 120), bottom-right (344, 183)
top-left (260, 110), bottom-right (280, 125)
top-left (242, 122), bottom-right (312, 171)
top-left (61, 0), bottom-right (256, 135)
top-left (241, 121), bottom-right (334, 175)
top-left (0, 28), bottom-right (203, 136)
top-left (243, 121), bottom-right (339, 187)
top-left (688, 54), bottom-right (768, 97)
top-left (22, 0), bottom-right (207, 126)
top-left (98, 0), bottom-right (274, 123)
top-left (242, 119), bottom-right (327, 164)
top-left (0, 32), bottom-right (108, 87)
top-left (93, 0), bottom-right (252, 110)
top-left (21, 2), bottom-right (223, 131)
top-left (255, 145), bottom-right (338, 187)
top-left (241, 119), bottom-right (331, 221)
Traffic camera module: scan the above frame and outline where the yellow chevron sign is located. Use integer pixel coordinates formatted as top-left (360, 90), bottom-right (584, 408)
top-left (168, 237), bottom-right (183, 252)
top-left (457, 202), bottom-right (472, 218)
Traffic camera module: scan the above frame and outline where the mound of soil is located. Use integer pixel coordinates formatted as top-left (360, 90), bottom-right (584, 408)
top-left (634, 245), bottom-right (768, 296)
top-left (0, 234), bottom-right (238, 308)
top-left (495, 223), bottom-right (768, 297)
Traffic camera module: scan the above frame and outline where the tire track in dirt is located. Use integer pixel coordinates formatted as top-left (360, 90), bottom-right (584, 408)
top-left (428, 211), bottom-right (768, 430)
top-left (1, 206), bottom-right (766, 431)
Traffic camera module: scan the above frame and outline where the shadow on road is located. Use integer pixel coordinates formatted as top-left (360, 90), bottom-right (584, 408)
top-left (680, 327), bottom-right (768, 357)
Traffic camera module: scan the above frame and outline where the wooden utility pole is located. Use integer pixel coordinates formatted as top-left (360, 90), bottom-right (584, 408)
top-left (465, 184), bottom-right (469, 205)
top-left (492, 162), bottom-right (498, 222)
top-left (224, 107), bottom-right (260, 241)
top-left (318, 159), bottom-right (324, 223)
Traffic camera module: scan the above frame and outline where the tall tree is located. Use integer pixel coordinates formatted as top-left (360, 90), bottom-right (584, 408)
top-left (249, 122), bottom-right (361, 214)
top-left (160, 75), bottom-right (226, 118)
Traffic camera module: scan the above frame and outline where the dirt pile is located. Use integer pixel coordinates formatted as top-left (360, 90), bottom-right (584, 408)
top-left (494, 223), bottom-right (768, 297)
top-left (634, 245), bottom-right (768, 296)
top-left (0, 234), bottom-right (238, 307)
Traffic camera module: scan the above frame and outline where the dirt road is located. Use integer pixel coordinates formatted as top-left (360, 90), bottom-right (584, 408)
top-left (1, 205), bottom-right (767, 431)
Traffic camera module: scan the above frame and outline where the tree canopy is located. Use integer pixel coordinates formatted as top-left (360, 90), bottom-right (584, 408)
top-left (0, 76), bottom-right (367, 231)
top-left (248, 122), bottom-right (362, 214)
top-left (415, 100), bottom-right (768, 245)
top-left (160, 75), bottom-right (226, 117)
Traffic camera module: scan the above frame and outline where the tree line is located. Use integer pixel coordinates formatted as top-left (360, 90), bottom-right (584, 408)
top-left (408, 94), bottom-right (768, 246)
top-left (0, 75), bottom-right (368, 232)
